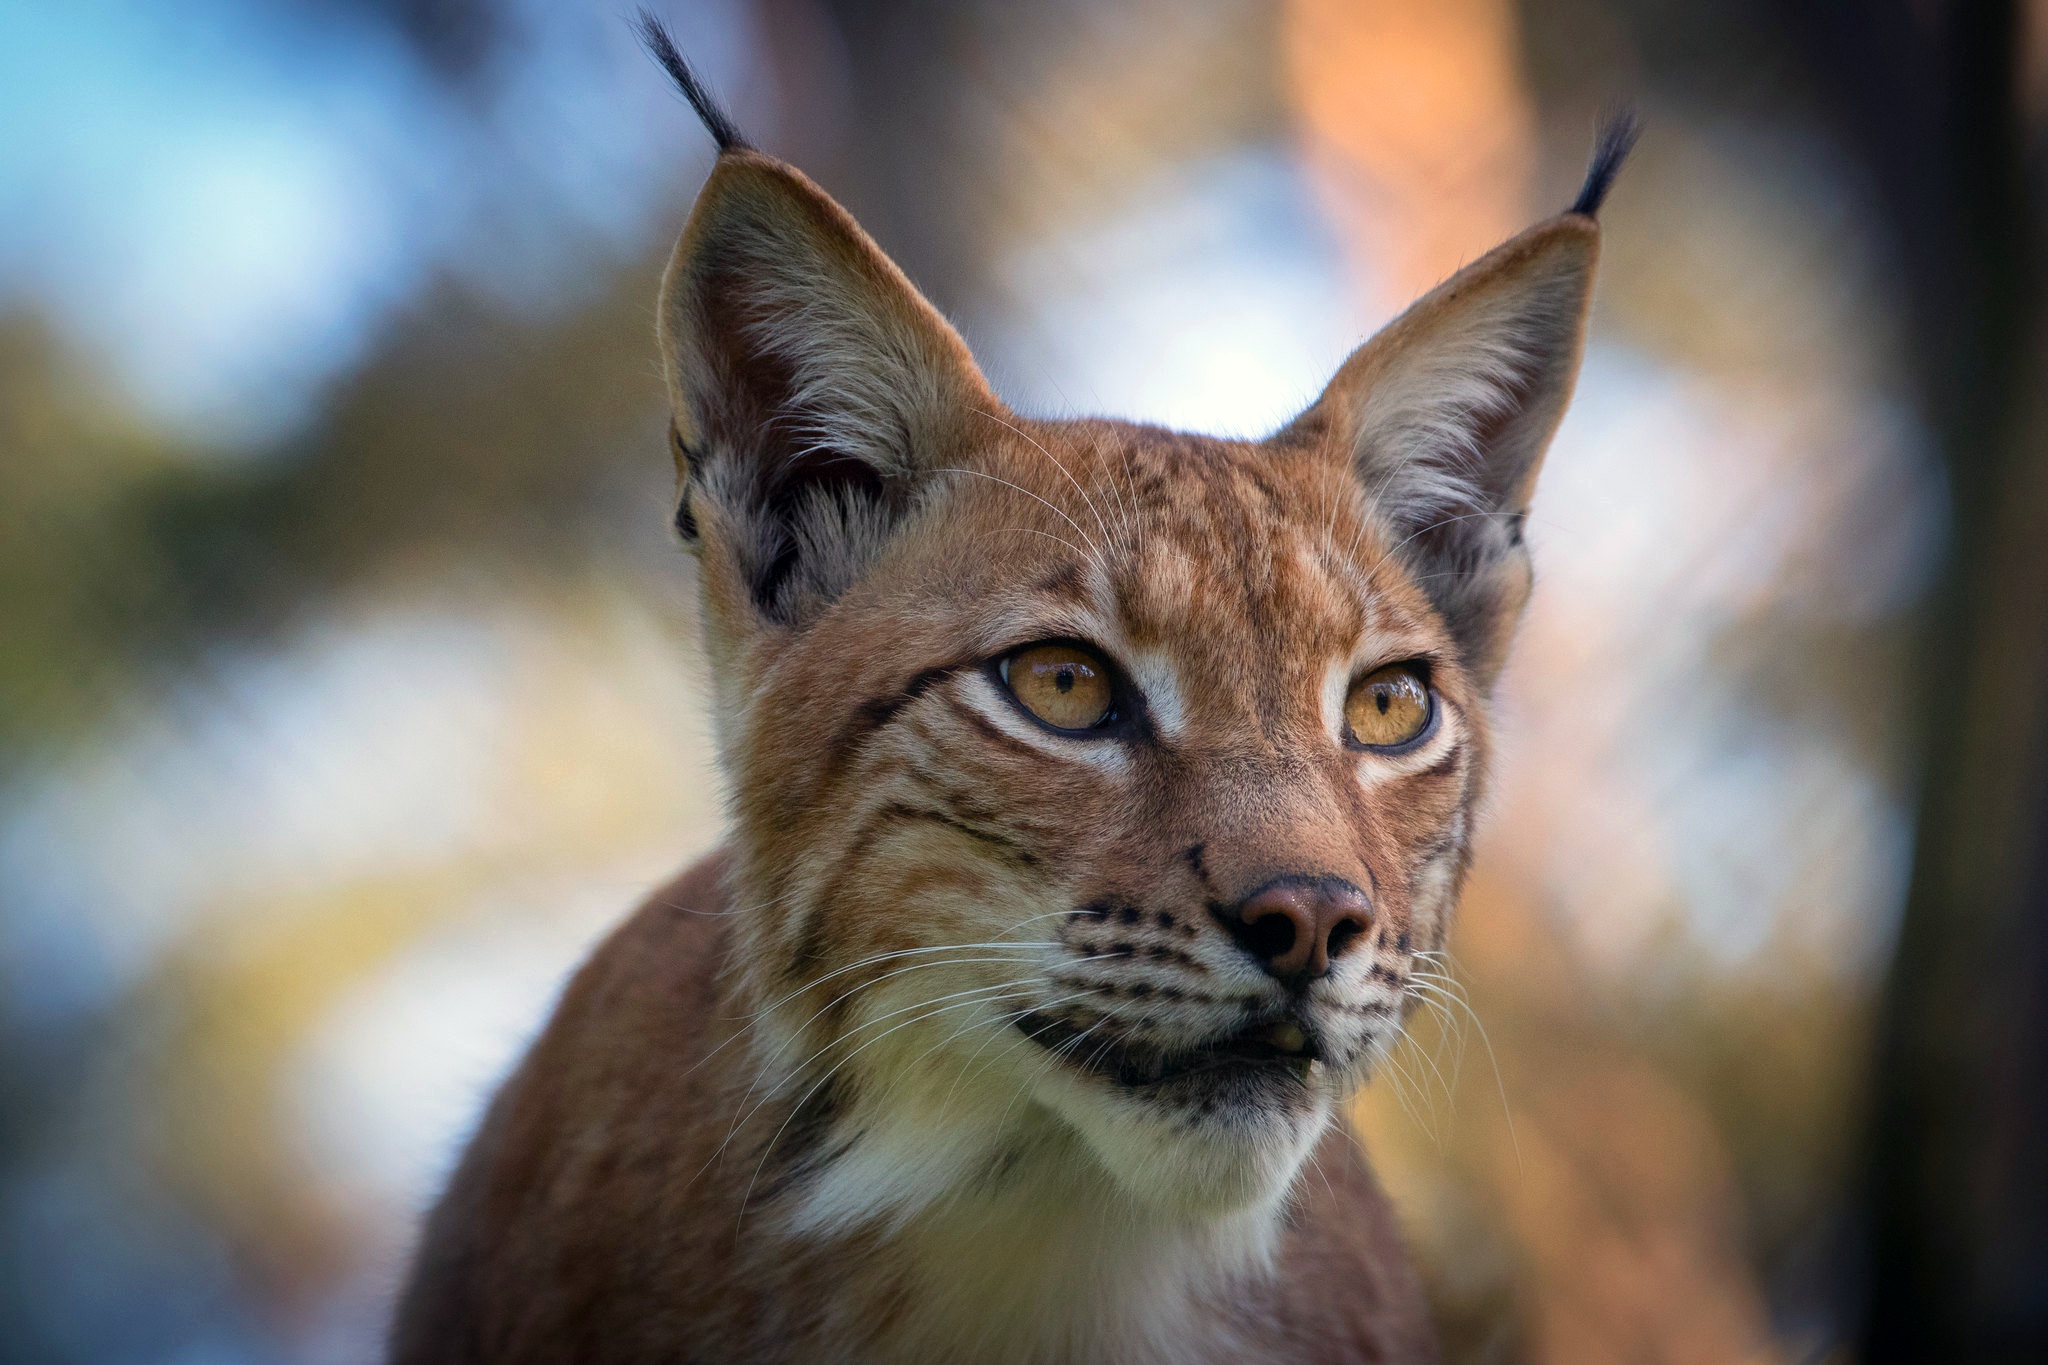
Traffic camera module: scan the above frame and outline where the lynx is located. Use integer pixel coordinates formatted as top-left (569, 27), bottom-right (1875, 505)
top-left (391, 17), bottom-right (1633, 1363)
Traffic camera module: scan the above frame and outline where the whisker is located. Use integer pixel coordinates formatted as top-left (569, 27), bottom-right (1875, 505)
top-left (1396, 1004), bottom-right (1459, 1124)
top-left (1378, 1036), bottom-right (1438, 1146)
top-left (981, 525), bottom-right (1096, 560)
top-left (705, 904), bottom-right (1092, 1100)
top-left (712, 979), bottom-right (1041, 1191)
top-left (734, 984), bottom-right (1043, 1234)
top-left (1360, 509), bottom-right (1528, 583)
top-left (950, 986), bottom-right (1109, 1102)
top-left (1405, 985), bottom-right (1468, 1091)
top-left (727, 944), bottom-right (1123, 1160)
top-left (933, 465), bottom-right (1109, 580)
top-left (988, 1006), bottom-right (1120, 1136)
top-left (1406, 969), bottom-right (1517, 1169)
top-left (685, 939), bottom-right (1061, 1086)
top-left (970, 408), bottom-right (1125, 564)
top-left (723, 955), bottom-right (1056, 1147)
top-left (1113, 440), bottom-right (1144, 558)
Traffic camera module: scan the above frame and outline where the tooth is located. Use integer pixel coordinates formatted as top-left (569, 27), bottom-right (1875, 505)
top-left (1261, 1022), bottom-right (1307, 1054)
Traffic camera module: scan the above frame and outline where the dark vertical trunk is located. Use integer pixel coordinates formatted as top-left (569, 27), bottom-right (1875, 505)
top-left (1782, 0), bottom-right (2048, 1358)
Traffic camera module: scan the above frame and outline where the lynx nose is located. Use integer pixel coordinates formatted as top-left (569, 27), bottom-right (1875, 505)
top-left (1222, 878), bottom-right (1373, 983)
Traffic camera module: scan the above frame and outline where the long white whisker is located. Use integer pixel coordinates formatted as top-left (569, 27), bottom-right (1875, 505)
top-left (1397, 1003), bottom-right (1459, 1123)
top-left (1114, 440), bottom-right (1144, 559)
top-left (991, 1006), bottom-right (1118, 1133)
top-left (982, 525), bottom-right (1095, 559)
top-left (1406, 970), bottom-right (1517, 1169)
top-left (703, 904), bottom-right (1087, 1109)
top-left (1360, 509), bottom-right (1526, 582)
top-left (711, 979), bottom-right (1041, 1187)
top-left (933, 466), bottom-right (1108, 579)
top-left (1405, 985), bottom-right (1468, 1090)
top-left (728, 941), bottom-right (1121, 1157)
top-left (734, 983), bottom-right (1044, 1234)
top-left (951, 985), bottom-right (1111, 1102)
top-left (687, 938), bottom-right (1061, 1085)
top-left (1378, 1036), bottom-right (1439, 1146)
top-left (724, 954), bottom-right (1055, 1147)
top-left (970, 408), bottom-right (1125, 563)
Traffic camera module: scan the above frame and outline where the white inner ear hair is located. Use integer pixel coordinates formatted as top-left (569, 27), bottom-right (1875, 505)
top-left (1350, 287), bottom-right (1576, 530)
top-left (730, 205), bottom-right (962, 482)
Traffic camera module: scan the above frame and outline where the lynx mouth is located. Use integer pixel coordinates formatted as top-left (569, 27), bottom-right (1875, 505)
top-left (1016, 1012), bottom-right (1321, 1090)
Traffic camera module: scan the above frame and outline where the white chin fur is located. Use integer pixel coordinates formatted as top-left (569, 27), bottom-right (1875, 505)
top-left (1035, 1064), bottom-right (1331, 1216)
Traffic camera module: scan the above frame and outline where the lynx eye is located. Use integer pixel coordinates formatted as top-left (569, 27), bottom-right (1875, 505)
top-left (1002, 642), bottom-right (1116, 732)
top-left (1345, 664), bottom-right (1433, 750)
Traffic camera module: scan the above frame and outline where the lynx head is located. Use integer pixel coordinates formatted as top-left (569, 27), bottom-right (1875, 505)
top-left (640, 16), bottom-right (1629, 1232)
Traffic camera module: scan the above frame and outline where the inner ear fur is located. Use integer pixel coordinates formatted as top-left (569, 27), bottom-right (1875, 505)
top-left (1291, 216), bottom-right (1599, 684)
top-left (657, 151), bottom-right (1001, 625)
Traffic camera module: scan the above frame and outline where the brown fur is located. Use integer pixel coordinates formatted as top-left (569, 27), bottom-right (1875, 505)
top-left (397, 855), bottom-right (1436, 1362)
top-left (393, 68), bottom-right (1618, 1363)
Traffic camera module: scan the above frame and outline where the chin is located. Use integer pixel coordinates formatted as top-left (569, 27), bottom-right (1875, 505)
top-left (1035, 1052), bottom-right (1334, 1217)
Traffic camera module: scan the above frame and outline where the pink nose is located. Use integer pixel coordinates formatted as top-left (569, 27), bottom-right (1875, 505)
top-left (1225, 879), bottom-right (1373, 982)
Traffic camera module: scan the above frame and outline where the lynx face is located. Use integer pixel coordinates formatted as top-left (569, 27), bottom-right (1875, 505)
top-left (656, 133), bottom-right (1608, 1226)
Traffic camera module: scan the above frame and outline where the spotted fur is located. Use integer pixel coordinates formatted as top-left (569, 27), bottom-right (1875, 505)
top-left (392, 31), bottom-right (1623, 1363)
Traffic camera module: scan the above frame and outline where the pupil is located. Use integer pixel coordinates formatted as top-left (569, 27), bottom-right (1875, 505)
top-left (1055, 666), bottom-right (1075, 694)
top-left (1376, 690), bottom-right (1390, 714)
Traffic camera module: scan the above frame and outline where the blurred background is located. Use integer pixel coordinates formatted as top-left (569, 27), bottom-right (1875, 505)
top-left (3, 1), bottom-right (2044, 1361)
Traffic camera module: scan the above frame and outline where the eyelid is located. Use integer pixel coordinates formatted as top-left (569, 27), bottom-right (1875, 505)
top-left (1358, 654), bottom-right (1436, 682)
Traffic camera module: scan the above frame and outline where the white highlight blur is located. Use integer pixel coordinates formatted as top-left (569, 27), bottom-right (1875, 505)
top-left (983, 149), bottom-right (1382, 438)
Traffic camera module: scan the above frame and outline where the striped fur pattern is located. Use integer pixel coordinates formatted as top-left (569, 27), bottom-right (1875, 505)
top-left (392, 39), bottom-right (1620, 1362)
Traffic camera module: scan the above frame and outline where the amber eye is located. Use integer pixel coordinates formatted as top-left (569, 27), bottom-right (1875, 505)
top-left (1003, 642), bottom-right (1116, 732)
top-left (1345, 664), bottom-right (1433, 749)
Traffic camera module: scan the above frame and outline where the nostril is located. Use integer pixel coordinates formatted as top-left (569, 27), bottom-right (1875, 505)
top-left (1239, 910), bottom-right (1298, 964)
top-left (1222, 876), bottom-right (1373, 982)
top-left (1325, 916), bottom-right (1366, 961)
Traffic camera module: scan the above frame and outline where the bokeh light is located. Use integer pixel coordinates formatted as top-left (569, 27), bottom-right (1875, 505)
top-left (2, 2), bottom-right (2040, 1361)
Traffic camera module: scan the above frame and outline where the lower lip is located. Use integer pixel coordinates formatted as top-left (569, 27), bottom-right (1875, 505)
top-left (1015, 1014), bottom-right (1318, 1090)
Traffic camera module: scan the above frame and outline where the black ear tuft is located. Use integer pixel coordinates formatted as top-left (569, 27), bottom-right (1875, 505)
top-left (1569, 108), bottom-right (1640, 218)
top-left (634, 9), bottom-right (749, 153)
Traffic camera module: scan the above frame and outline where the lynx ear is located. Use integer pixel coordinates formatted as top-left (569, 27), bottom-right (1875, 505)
top-left (656, 151), bottom-right (1000, 624)
top-left (1296, 214), bottom-right (1599, 682)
